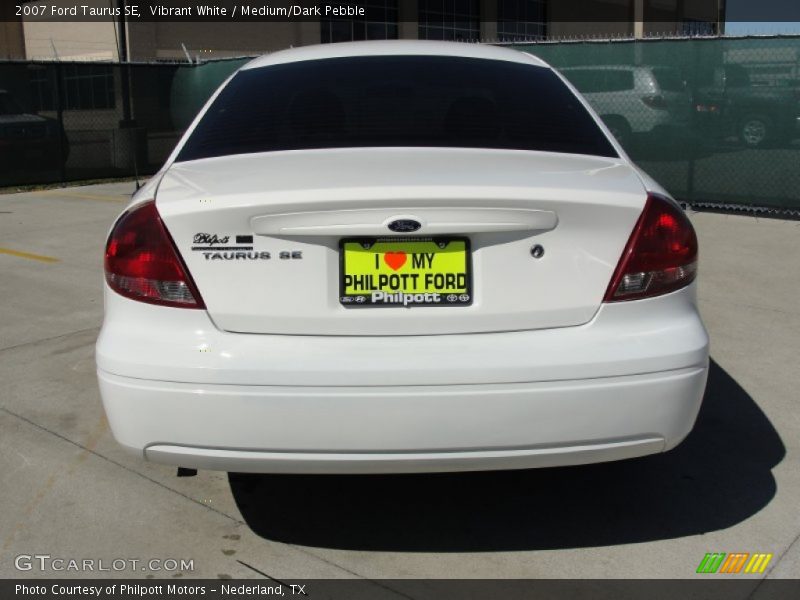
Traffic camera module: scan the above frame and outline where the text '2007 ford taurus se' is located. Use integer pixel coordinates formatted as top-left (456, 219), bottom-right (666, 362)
top-left (96, 41), bottom-right (709, 474)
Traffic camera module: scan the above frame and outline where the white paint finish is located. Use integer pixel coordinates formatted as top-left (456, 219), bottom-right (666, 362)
top-left (250, 206), bottom-right (558, 236)
top-left (96, 281), bottom-right (709, 473)
top-left (155, 149), bottom-right (647, 335)
top-left (99, 364), bottom-right (707, 473)
top-left (96, 44), bottom-right (710, 473)
top-left (96, 283), bottom-right (708, 387)
top-left (144, 438), bottom-right (668, 474)
top-left (240, 40), bottom-right (551, 71)
top-left (157, 148), bottom-right (636, 207)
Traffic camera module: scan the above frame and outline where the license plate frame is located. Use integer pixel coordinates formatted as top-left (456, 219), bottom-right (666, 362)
top-left (339, 237), bottom-right (472, 308)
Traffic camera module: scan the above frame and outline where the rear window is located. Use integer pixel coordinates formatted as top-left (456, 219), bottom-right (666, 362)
top-left (176, 56), bottom-right (617, 162)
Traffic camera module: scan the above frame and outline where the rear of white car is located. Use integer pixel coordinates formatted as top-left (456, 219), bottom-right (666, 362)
top-left (96, 41), bottom-right (708, 474)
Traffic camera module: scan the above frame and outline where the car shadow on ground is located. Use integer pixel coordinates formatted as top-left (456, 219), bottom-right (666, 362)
top-left (228, 359), bottom-right (784, 551)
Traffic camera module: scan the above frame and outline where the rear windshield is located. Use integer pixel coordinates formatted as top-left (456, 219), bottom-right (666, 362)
top-left (176, 56), bottom-right (617, 162)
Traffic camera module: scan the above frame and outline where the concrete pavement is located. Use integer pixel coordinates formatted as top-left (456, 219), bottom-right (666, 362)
top-left (0, 182), bottom-right (797, 582)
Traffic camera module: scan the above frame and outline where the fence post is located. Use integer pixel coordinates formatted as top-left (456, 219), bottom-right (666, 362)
top-left (686, 143), bottom-right (696, 204)
top-left (117, 3), bottom-right (133, 125)
top-left (54, 61), bottom-right (66, 186)
top-left (686, 40), bottom-right (699, 204)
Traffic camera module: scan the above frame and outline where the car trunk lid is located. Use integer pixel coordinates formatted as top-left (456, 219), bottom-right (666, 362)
top-left (155, 147), bottom-right (648, 336)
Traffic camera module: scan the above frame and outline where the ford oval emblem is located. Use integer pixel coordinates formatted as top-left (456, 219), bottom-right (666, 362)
top-left (388, 219), bottom-right (422, 233)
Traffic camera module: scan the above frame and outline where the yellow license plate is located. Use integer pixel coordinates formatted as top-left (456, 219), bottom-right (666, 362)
top-left (340, 238), bottom-right (472, 307)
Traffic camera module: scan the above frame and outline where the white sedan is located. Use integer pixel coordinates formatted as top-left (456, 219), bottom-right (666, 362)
top-left (96, 41), bottom-right (709, 474)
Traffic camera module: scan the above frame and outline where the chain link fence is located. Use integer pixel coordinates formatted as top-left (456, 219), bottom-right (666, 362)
top-left (511, 35), bottom-right (800, 214)
top-left (0, 57), bottom-right (248, 188)
top-left (1, 36), bottom-right (799, 214)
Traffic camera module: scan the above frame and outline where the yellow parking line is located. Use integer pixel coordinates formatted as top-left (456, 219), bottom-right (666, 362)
top-left (0, 247), bottom-right (60, 263)
top-left (44, 191), bottom-right (127, 203)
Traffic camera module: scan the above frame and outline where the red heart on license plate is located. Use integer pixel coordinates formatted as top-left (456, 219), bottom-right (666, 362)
top-left (383, 251), bottom-right (407, 271)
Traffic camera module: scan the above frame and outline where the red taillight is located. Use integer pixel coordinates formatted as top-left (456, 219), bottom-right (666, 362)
top-left (104, 200), bottom-right (205, 308)
top-left (604, 193), bottom-right (698, 302)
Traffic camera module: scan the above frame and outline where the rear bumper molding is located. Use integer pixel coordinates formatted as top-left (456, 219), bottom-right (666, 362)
top-left (145, 438), bottom-right (667, 474)
top-left (99, 364), bottom-right (708, 473)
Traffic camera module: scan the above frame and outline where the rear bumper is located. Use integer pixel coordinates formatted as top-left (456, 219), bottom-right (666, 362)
top-left (96, 284), bottom-right (709, 473)
top-left (99, 365), bottom-right (707, 473)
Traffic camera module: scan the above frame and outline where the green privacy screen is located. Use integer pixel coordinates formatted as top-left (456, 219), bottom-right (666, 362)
top-left (0, 57), bottom-right (250, 188)
top-left (510, 36), bottom-right (800, 212)
top-left (1, 38), bottom-right (798, 212)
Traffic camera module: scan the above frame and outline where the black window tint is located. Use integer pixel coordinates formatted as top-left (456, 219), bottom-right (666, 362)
top-left (177, 56), bottom-right (617, 162)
